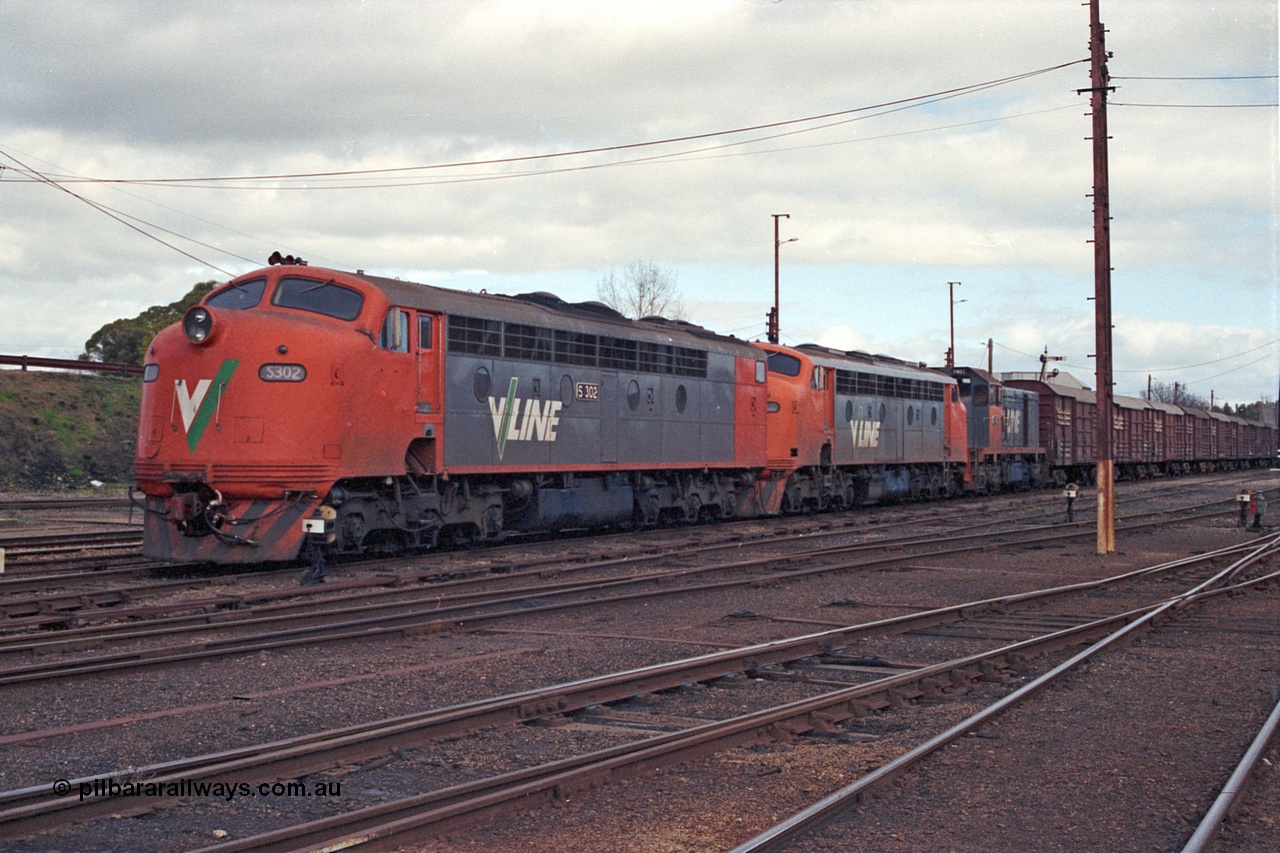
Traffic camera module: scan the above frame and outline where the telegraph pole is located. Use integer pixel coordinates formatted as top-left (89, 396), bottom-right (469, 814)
top-left (769, 214), bottom-right (794, 344)
top-left (947, 281), bottom-right (963, 369)
top-left (1085, 0), bottom-right (1116, 554)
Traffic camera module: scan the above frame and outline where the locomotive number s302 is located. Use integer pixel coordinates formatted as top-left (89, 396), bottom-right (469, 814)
top-left (575, 382), bottom-right (600, 402)
top-left (258, 364), bottom-right (308, 382)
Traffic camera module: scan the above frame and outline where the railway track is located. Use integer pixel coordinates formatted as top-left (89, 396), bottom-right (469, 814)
top-left (0, 529), bottom-right (142, 554)
top-left (0, 497), bottom-right (132, 513)
top-left (3, 534), bottom-right (1274, 848)
top-left (730, 542), bottom-right (1280, 852)
top-left (0, 493), bottom-right (1243, 686)
top-left (0, 473), bottom-right (1275, 851)
top-left (0, 466), bottom-right (1250, 580)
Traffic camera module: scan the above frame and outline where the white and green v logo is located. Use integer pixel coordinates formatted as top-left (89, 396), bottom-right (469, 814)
top-left (488, 377), bottom-right (563, 460)
top-left (175, 359), bottom-right (239, 453)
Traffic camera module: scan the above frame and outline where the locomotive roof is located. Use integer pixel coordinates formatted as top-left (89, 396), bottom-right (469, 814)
top-left (793, 344), bottom-right (955, 383)
top-left (951, 366), bottom-right (999, 384)
top-left (945, 366), bottom-right (1037, 396)
top-left (352, 270), bottom-right (758, 355)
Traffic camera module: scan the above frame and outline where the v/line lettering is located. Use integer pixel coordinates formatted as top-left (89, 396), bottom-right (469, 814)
top-left (489, 378), bottom-right (562, 459)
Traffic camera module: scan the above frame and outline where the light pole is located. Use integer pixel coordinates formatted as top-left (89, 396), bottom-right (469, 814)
top-left (947, 281), bottom-right (965, 369)
top-left (769, 214), bottom-right (795, 344)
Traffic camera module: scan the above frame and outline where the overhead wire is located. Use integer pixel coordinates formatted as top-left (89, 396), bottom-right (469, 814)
top-left (0, 141), bottom-right (348, 270)
top-left (0, 149), bottom-right (241, 276)
top-left (6, 99), bottom-right (1080, 193)
top-left (1110, 72), bottom-right (1278, 108)
top-left (14, 58), bottom-right (1088, 189)
top-left (0, 57), bottom-right (1087, 274)
top-left (1113, 102), bottom-right (1278, 108)
top-left (1112, 338), bottom-right (1280, 373)
top-left (993, 339), bottom-right (1280, 391)
top-left (1111, 74), bottom-right (1278, 80)
top-left (1182, 348), bottom-right (1280, 388)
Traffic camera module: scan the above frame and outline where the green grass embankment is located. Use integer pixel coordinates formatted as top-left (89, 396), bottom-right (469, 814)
top-left (0, 370), bottom-right (141, 490)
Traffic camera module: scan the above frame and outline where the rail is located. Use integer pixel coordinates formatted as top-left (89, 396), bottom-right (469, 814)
top-left (1181, 694), bottom-right (1280, 853)
top-left (0, 354), bottom-right (141, 376)
top-left (0, 536), bottom-right (1267, 839)
top-left (728, 534), bottom-right (1280, 852)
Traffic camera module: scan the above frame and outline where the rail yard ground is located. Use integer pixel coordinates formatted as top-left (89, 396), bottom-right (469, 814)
top-left (0, 473), bottom-right (1277, 852)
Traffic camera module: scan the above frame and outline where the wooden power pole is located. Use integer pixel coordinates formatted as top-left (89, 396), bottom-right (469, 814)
top-left (1086, 0), bottom-right (1116, 554)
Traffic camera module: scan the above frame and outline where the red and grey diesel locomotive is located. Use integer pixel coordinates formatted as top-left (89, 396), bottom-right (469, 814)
top-left (134, 262), bottom-right (964, 563)
top-left (134, 261), bottom-right (1277, 565)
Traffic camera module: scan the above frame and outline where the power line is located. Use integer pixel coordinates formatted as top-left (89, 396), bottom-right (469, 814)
top-left (1, 58), bottom-right (1086, 273)
top-left (0, 142), bottom-right (349, 269)
top-left (0, 151), bottom-right (241, 276)
top-left (20, 59), bottom-right (1086, 188)
top-left (1112, 338), bottom-right (1280, 374)
top-left (994, 339), bottom-right (1280, 388)
top-left (0, 90), bottom-right (1084, 195)
top-left (1113, 101), bottom-right (1278, 108)
top-left (1111, 74), bottom-right (1278, 80)
top-left (6, 101), bottom-right (1076, 192)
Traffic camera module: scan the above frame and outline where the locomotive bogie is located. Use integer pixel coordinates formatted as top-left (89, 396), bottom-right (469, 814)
top-left (308, 467), bottom-right (760, 557)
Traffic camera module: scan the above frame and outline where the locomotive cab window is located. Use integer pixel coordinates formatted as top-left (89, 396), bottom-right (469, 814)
top-left (418, 316), bottom-right (433, 350)
top-left (767, 352), bottom-right (802, 377)
top-left (380, 309), bottom-right (410, 352)
top-left (273, 276), bottom-right (364, 321)
top-left (206, 278), bottom-right (266, 310)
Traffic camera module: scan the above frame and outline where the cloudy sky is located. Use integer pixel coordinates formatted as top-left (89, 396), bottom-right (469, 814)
top-left (2, 0), bottom-right (1276, 405)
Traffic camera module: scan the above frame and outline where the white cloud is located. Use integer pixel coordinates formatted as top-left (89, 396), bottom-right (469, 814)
top-left (0, 0), bottom-right (1275, 402)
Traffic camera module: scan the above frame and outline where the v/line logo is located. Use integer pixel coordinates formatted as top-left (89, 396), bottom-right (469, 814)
top-left (489, 377), bottom-right (563, 460)
top-left (174, 360), bottom-right (240, 454)
top-left (850, 417), bottom-right (882, 449)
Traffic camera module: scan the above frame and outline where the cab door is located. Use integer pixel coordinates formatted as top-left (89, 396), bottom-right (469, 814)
top-left (412, 311), bottom-right (444, 471)
top-left (416, 313), bottom-right (442, 413)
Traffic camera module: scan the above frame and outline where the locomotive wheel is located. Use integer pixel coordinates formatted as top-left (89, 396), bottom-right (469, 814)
top-left (687, 495), bottom-right (702, 524)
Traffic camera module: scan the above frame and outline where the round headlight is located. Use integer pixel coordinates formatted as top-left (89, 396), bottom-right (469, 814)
top-left (183, 306), bottom-right (214, 344)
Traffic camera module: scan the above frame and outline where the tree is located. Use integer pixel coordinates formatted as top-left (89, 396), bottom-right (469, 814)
top-left (1144, 379), bottom-right (1211, 412)
top-left (81, 281), bottom-right (218, 364)
top-left (596, 260), bottom-right (685, 320)
top-left (1232, 400), bottom-right (1270, 421)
